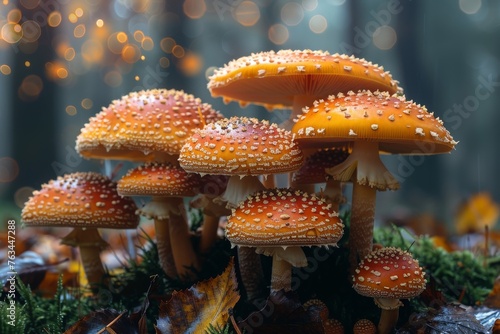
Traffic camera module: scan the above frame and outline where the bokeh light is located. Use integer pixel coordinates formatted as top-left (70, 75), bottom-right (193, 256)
top-left (459, 0), bottom-right (482, 14)
top-left (14, 186), bottom-right (35, 209)
top-left (141, 36), bottom-right (154, 50)
top-left (160, 37), bottom-right (176, 53)
top-left (0, 64), bottom-right (11, 75)
top-left (0, 157), bottom-right (19, 183)
top-left (104, 70), bottom-right (123, 87)
top-left (268, 23), bottom-right (289, 45)
top-left (18, 74), bottom-right (43, 101)
top-left (81, 98), bottom-right (93, 109)
top-left (65, 105), bottom-right (77, 116)
top-left (302, 0), bottom-right (318, 11)
top-left (1, 23), bottom-right (23, 44)
top-left (309, 15), bottom-right (327, 34)
top-left (74, 24), bottom-right (86, 38)
top-left (233, 1), bottom-right (261, 27)
top-left (281, 2), bottom-right (304, 26)
top-left (19, 0), bottom-right (39, 10)
top-left (48, 11), bottom-right (63, 28)
top-left (121, 44), bottom-right (142, 63)
top-left (373, 25), bottom-right (397, 50)
top-left (96, 19), bottom-right (104, 27)
top-left (178, 51), bottom-right (203, 76)
top-left (172, 44), bottom-right (185, 58)
top-left (183, 0), bottom-right (206, 19)
top-left (7, 9), bottom-right (22, 23)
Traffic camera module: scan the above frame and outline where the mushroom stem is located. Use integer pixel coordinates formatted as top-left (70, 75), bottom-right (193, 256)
top-left (282, 94), bottom-right (318, 130)
top-left (261, 174), bottom-right (276, 189)
top-left (61, 227), bottom-right (109, 290)
top-left (322, 178), bottom-right (343, 212)
top-left (154, 217), bottom-right (177, 278)
top-left (168, 197), bottom-right (200, 281)
top-left (79, 245), bottom-right (107, 289)
top-left (326, 140), bottom-right (399, 271)
top-left (199, 213), bottom-right (220, 254)
top-left (377, 307), bottom-right (400, 334)
top-left (238, 247), bottom-right (265, 300)
top-left (270, 255), bottom-right (292, 293)
top-left (350, 182), bottom-right (376, 270)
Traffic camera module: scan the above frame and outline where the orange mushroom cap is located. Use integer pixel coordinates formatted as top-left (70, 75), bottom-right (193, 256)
top-left (353, 319), bottom-right (377, 334)
top-left (179, 116), bottom-right (304, 176)
top-left (352, 247), bottom-right (426, 303)
top-left (208, 50), bottom-right (401, 110)
top-left (226, 188), bottom-right (343, 247)
top-left (76, 89), bottom-right (224, 161)
top-left (21, 172), bottom-right (139, 229)
top-left (293, 90), bottom-right (457, 154)
top-left (117, 162), bottom-right (201, 198)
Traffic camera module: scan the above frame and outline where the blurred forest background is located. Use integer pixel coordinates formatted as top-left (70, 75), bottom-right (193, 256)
top-left (0, 0), bottom-right (499, 235)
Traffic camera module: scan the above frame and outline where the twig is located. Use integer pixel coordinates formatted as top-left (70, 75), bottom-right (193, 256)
top-left (229, 308), bottom-right (242, 334)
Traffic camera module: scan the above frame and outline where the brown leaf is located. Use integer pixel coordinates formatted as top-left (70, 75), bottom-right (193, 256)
top-left (63, 309), bottom-right (139, 334)
top-left (238, 290), bottom-right (324, 334)
top-left (155, 258), bottom-right (240, 334)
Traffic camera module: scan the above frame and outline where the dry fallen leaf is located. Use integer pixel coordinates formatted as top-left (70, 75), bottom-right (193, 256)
top-left (63, 309), bottom-right (139, 334)
top-left (155, 258), bottom-right (240, 334)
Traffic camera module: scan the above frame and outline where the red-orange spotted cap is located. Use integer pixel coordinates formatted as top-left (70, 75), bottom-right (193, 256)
top-left (21, 172), bottom-right (139, 229)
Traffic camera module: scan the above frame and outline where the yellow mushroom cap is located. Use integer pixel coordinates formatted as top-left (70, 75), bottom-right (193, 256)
top-left (208, 50), bottom-right (401, 110)
top-left (21, 172), bottom-right (139, 229)
top-left (293, 90), bottom-right (457, 154)
top-left (179, 116), bottom-right (304, 176)
top-left (117, 162), bottom-right (201, 197)
top-left (225, 188), bottom-right (344, 247)
top-left (76, 89), bottom-right (224, 161)
top-left (352, 247), bottom-right (426, 301)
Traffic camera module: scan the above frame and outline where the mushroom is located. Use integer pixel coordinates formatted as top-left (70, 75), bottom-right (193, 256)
top-left (179, 116), bottom-right (304, 299)
top-left (208, 50), bottom-right (401, 130)
top-left (225, 188), bottom-right (344, 293)
top-left (76, 88), bottom-right (224, 162)
top-left (323, 319), bottom-right (344, 334)
top-left (352, 247), bottom-right (426, 334)
top-left (352, 319), bottom-right (376, 334)
top-left (21, 172), bottom-right (139, 290)
top-left (291, 148), bottom-right (350, 211)
top-left (303, 298), bottom-right (329, 322)
top-left (117, 162), bottom-right (201, 280)
top-left (293, 90), bottom-right (457, 270)
top-left (76, 89), bottom-right (224, 280)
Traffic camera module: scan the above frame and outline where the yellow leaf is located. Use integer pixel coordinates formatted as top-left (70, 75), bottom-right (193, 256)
top-left (155, 258), bottom-right (240, 334)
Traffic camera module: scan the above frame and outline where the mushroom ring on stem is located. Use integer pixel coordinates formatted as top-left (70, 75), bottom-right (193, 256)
top-left (226, 188), bottom-right (344, 293)
top-left (293, 90), bottom-right (457, 270)
top-left (21, 172), bottom-right (139, 290)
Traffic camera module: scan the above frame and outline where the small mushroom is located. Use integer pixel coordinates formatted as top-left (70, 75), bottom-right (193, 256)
top-left (352, 247), bottom-right (426, 334)
top-left (352, 319), bottom-right (376, 334)
top-left (226, 188), bottom-right (343, 293)
top-left (118, 162), bottom-right (201, 280)
top-left (21, 172), bottom-right (139, 291)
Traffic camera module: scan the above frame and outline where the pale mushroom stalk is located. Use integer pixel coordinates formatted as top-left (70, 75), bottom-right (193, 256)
top-left (61, 227), bottom-right (109, 289)
top-left (256, 246), bottom-right (307, 292)
top-left (283, 95), bottom-right (319, 130)
top-left (322, 178), bottom-right (343, 212)
top-left (167, 197), bottom-right (200, 280)
top-left (148, 198), bottom-right (177, 278)
top-left (327, 140), bottom-right (398, 270)
top-left (199, 213), bottom-right (221, 254)
top-left (375, 299), bottom-right (402, 334)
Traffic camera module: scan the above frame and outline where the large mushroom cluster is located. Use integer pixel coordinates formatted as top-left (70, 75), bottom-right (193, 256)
top-left (21, 49), bottom-right (456, 332)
